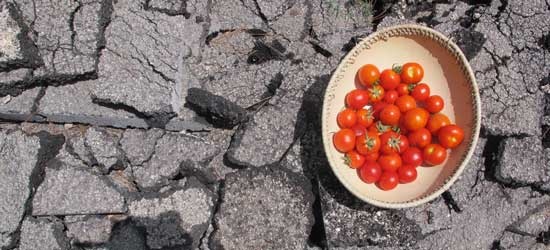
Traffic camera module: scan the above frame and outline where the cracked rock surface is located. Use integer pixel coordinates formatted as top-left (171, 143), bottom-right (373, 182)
top-left (0, 0), bottom-right (549, 249)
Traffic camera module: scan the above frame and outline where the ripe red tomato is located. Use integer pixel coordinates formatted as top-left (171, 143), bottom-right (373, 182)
top-left (423, 144), bottom-right (447, 165)
top-left (356, 131), bottom-right (381, 155)
top-left (372, 102), bottom-right (388, 120)
top-left (377, 171), bottom-right (399, 191)
top-left (411, 83), bottom-right (430, 101)
top-left (379, 104), bottom-right (401, 126)
top-left (383, 90), bottom-right (398, 104)
top-left (351, 124), bottom-right (367, 137)
top-left (368, 85), bottom-right (385, 103)
top-left (345, 150), bottom-right (365, 169)
top-left (425, 95), bottom-right (444, 113)
top-left (356, 109), bottom-right (374, 127)
top-left (398, 165), bottom-right (417, 183)
top-left (357, 64), bottom-right (380, 87)
top-left (378, 153), bottom-right (402, 172)
top-left (380, 131), bottom-right (409, 154)
top-left (438, 125), bottom-right (465, 149)
top-left (396, 83), bottom-right (412, 96)
top-left (379, 69), bottom-right (401, 90)
top-left (364, 151), bottom-right (379, 162)
top-left (407, 128), bottom-right (432, 149)
top-left (333, 129), bottom-right (356, 153)
top-left (400, 62), bottom-right (424, 84)
top-left (359, 161), bottom-right (382, 183)
top-left (337, 108), bottom-right (357, 128)
top-left (395, 95), bottom-right (417, 113)
top-left (401, 147), bottom-right (423, 167)
top-left (426, 113), bottom-right (451, 135)
top-left (368, 121), bottom-right (391, 134)
top-left (346, 89), bottom-right (369, 109)
top-left (403, 108), bottom-right (429, 131)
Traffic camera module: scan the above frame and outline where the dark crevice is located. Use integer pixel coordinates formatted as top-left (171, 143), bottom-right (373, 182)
top-left (92, 96), bottom-right (176, 129)
top-left (490, 240), bottom-right (502, 250)
top-left (540, 33), bottom-right (550, 51)
top-left (307, 191), bottom-right (327, 248)
top-left (143, 0), bottom-right (191, 18)
top-left (536, 226), bottom-right (550, 245)
top-left (247, 40), bottom-right (287, 64)
top-left (95, 0), bottom-right (114, 70)
top-left (206, 181), bottom-right (225, 250)
top-left (261, 72), bottom-right (284, 99)
top-left (251, 0), bottom-right (269, 24)
top-left (29, 86), bottom-right (47, 115)
top-left (481, 133), bottom-right (506, 183)
top-left (308, 41), bottom-right (332, 58)
top-left (371, 0), bottom-right (395, 30)
top-left (495, 0), bottom-right (508, 18)
top-left (441, 191), bottom-right (462, 213)
top-left (68, 1), bottom-right (83, 51)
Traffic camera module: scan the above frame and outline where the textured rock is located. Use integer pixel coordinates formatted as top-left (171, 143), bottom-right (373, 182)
top-left (32, 165), bottom-right (126, 215)
top-left (132, 131), bottom-right (219, 189)
top-left (0, 130), bottom-right (41, 248)
top-left (19, 217), bottom-right (69, 250)
top-left (120, 128), bottom-right (165, 166)
top-left (0, 87), bottom-right (40, 122)
top-left (129, 178), bottom-right (215, 249)
top-left (497, 136), bottom-right (548, 185)
top-left (86, 221), bottom-right (148, 250)
top-left (500, 231), bottom-right (547, 250)
top-left (186, 88), bottom-right (248, 128)
top-left (65, 215), bottom-right (115, 245)
top-left (509, 202), bottom-right (550, 238)
top-left (209, 0), bottom-right (265, 31)
top-left (84, 127), bottom-right (125, 171)
top-left (212, 168), bottom-right (315, 250)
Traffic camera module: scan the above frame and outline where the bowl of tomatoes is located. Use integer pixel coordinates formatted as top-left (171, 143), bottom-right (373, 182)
top-left (322, 24), bottom-right (481, 208)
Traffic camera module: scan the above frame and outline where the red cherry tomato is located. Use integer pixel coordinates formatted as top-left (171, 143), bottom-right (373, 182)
top-left (438, 125), bottom-right (465, 149)
top-left (357, 64), bottom-right (380, 87)
top-left (379, 69), bottom-right (401, 90)
top-left (337, 108), bottom-right (357, 128)
top-left (346, 89), bottom-right (369, 109)
top-left (345, 150), bottom-right (366, 169)
top-left (351, 124), bottom-right (367, 137)
top-left (401, 147), bottom-right (423, 167)
top-left (378, 153), bottom-right (402, 172)
top-left (411, 83), bottom-right (430, 101)
top-left (423, 144), bottom-right (447, 165)
top-left (377, 171), bottom-right (399, 191)
top-left (368, 121), bottom-right (391, 135)
top-left (403, 108), bottom-right (429, 132)
top-left (333, 129), bottom-right (356, 153)
top-left (383, 90), bottom-right (398, 104)
top-left (426, 113), bottom-right (451, 135)
top-left (363, 151), bottom-right (380, 162)
top-left (408, 128), bottom-right (432, 149)
top-left (368, 85), bottom-right (385, 103)
top-left (356, 131), bottom-right (381, 155)
top-left (395, 95), bottom-right (417, 113)
top-left (380, 131), bottom-right (409, 154)
top-left (425, 95), bottom-right (444, 113)
top-left (372, 102), bottom-right (388, 120)
top-left (396, 83), bottom-right (412, 96)
top-left (359, 161), bottom-right (382, 183)
top-left (356, 109), bottom-right (374, 127)
top-left (379, 104), bottom-right (401, 126)
top-left (398, 165), bottom-right (418, 183)
top-left (400, 62), bottom-right (424, 84)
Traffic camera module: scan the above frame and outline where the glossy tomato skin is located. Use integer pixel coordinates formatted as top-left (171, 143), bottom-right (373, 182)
top-left (403, 108), bottom-right (429, 131)
top-left (359, 161), bottom-right (382, 183)
top-left (345, 150), bottom-right (365, 169)
top-left (401, 62), bottom-right (424, 84)
top-left (378, 153), bottom-right (402, 172)
top-left (383, 90), bottom-right (398, 104)
top-left (425, 95), bottom-right (444, 113)
top-left (368, 85), bottom-right (385, 103)
top-left (356, 109), bottom-right (374, 127)
top-left (379, 104), bottom-right (401, 126)
top-left (401, 147), bottom-right (423, 167)
top-left (380, 131), bottom-right (409, 154)
top-left (423, 144), bottom-right (447, 165)
top-left (356, 131), bottom-right (381, 155)
top-left (364, 151), bottom-right (379, 162)
top-left (395, 95), bottom-right (417, 113)
top-left (379, 69), bottom-right (401, 90)
top-left (438, 125), bottom-right (465, 149)
top-left (411, 83), bottom-right (430, 101)
top-left (377, 171), bottom-right (399, 191)
top-left (426, 113), bottom-right (451, 135)
top-left (408, 128), bottom-right (432, 149)
top-left (368, 121), bottom-right (391, 135)
top-left (372, 102), bottom-right (388, 120)
top-left (396, 83), bottom-right (411, 96)
top-left (398, 165), bottom-right (418, 183)
top-left (351, 124), bottom-right (367, 137)
top-left (337, 108), bottom-right (357, 128)
top-left (333, 129), bottom-right (356, 153)
top-left (346, 89), bottom-right (369, 109)
top-left (357, 64), bottom-right (380, 87)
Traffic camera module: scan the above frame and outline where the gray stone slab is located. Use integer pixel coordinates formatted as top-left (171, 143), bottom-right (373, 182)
top-left (65, 215), bottom-right (114, 245)
top-left (84, 127), bottom-right (125, 171)
top-left (84, 221), bottom-right (148, 250)
top-left (497, 136), bottom-right (548, 185)
top-left (19, 217), bottom-right (69, 250)
top-left (32, 165), bottom-right (126, 215)
top-left (211, 167), bottom-right (315, 250)
top-left (500, 231), bottom-right (546, 250)
top-left (120, 128), bottom-right (165, 166)
top-left (186, 88), bottom-right (248, 128)
top-left (0, 130), bottom-right (40, 248)
top-left (0, 1), bottom-right (39, 72)
top-left (209, 0), bottom-right (265, 31)
top-left (129, 178), bottom-right (215, 249)
top-left (0, 87), bottom-right (40, 121)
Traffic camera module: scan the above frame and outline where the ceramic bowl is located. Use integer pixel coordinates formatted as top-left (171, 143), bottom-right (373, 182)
top-left (321, 24), bottom-right (481, 208)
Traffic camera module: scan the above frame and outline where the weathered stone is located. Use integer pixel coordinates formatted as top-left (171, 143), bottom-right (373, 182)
top-left (120, 128), bottom-right (165, 166)
top-left (497, 136), bottom-right (548, 185)
top-left (32, 165), bottom-right (126, 215)
top-left (129, 178), bottom-right (215, 249)
top-left (84, 127), bottom-right (125, 171)
top-left (509, 202), bottom-right (550, 238)
top-left (186, 88), bottom-right (248, 128)
top-left (500, 231), bottom-right (547, 250)
top-left (0, 130), bottom-right (41, 248)
top-left (0, 87), bottom-right (40, 121)
top-left (270, 0), bottom-right (308, 41)
top-left (19, 217), bottom-right (69, 250)
top-left (212, 167), bottom-right (315, 250)
top-left (65, 215), bottom-right (115, 245)
top-left (86, 221), bottom-right (148, 250)
top-left (209, 0), bottom-right (265, 31)
top-left (132, 131), bottom-right (219, 189)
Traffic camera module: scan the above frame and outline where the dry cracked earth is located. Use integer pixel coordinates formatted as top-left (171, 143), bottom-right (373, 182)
top-left (0, 0), bottom-right (549, 249)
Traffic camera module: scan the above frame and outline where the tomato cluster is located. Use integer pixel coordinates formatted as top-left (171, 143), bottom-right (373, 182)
top-left (333, 63), bottom-right (465, 191)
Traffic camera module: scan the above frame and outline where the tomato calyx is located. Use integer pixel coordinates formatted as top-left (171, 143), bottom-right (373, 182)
top-left (370, 86), bottom-right (383, 98)
top-left (343, 155), bottom-right (352, 166)
top-left (391, 125), bottom-right (401, 134)
top-left (376, 121), bottom-right (390, 133)
top-left (392, 64), bottom-right (402, 74)
top-left (408, 83), bottom-right (416, 92)
top-left (387, 136), bottom-right (402, 152)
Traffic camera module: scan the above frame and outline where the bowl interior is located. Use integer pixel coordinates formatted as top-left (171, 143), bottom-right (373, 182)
top-left (322, 29), bottom-right (479, 206)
